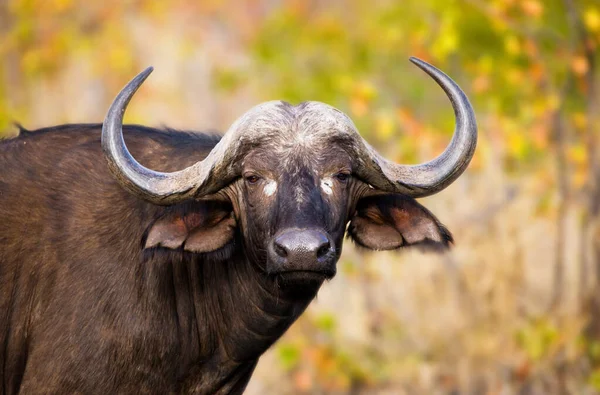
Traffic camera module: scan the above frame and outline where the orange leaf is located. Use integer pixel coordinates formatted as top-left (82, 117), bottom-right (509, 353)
top-left (293, 370), bottom-right (313, 391)
top-left (472, 75), bottom-right (490, 93)
top-left (521, 0), bottom-right (543, 18)
top-left (571, 55), bottom-right (589, 76)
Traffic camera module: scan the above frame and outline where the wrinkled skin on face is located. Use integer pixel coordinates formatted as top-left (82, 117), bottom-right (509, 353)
top-left (147, 102), bottom-right (453, 297)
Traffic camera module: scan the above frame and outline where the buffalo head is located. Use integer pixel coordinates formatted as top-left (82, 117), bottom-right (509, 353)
top-left (101, 58), bottom-right (476, 294)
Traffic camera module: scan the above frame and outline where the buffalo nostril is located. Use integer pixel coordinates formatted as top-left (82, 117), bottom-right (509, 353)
top-left (316, 241), bottom-right (331, 259)
top-left (273, 241), bottom-right (288, 258)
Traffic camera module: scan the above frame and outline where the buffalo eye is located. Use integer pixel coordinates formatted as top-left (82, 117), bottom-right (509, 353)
top-left (245, 174), bottom-right (261, 185)
top-left (335, 172), bottom-right (350, 182)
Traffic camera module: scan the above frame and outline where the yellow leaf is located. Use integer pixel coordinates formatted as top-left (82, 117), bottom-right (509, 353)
top-left (584, 7), bottom-right (600, 33)
top-left (504, 35), bottom-right (521, 55)
top-left (432, 29), bottom-right (459, 59)
top-left (568, 145), bottom-right (587, 165)
top-left (375, 112), bottom-right (395, 139)
top-left (505, 68), bottom-right (524, 85)
top-left (507, 129), bottom-right (527, 159)
top-left (573, 112), bottom-right (587, 130)
top-left (349, 81), bottom-right (377, 117)
top-left (353, 81), bottom-right (377, 101)
top-left (107, 45), bottom-right (134, 73)
top-left (477, 55), bottom-right (494, 74)
top-left (21, 49), bottom-right (42, 76)
top-left (51, 0), bottom-right (72, 12)
top-left (531, 97), bottom-right (548, 116)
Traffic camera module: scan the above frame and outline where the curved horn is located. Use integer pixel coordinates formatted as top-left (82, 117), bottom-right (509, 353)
top-left (103, 67), bottom-right (255, 205)
top-left (102, 69), bottom-right (286, 205)
top-left (357, 57), bottom-right (477, 197)
top-left (101, 67), bottom-right (203, 205)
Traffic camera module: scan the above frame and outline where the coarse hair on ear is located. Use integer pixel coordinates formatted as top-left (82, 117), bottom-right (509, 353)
top-left (347, 194), bottom-right (453, 252)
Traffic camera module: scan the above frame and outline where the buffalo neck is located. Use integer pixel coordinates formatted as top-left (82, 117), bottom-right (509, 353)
top-left (139, 248), bottom-right (318, 385)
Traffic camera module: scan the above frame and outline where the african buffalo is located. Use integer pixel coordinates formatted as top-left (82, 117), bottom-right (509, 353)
top-left (0, 57), bottom-right (476, 394)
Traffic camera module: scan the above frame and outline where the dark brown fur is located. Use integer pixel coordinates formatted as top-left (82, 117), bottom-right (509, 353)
top-left (0, 125), bottom-right (313, 394)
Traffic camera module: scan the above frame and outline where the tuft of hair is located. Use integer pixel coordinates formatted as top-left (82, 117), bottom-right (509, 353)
top-left (14, 122), bottom-right (31, 136)
top-left (409, 224), bottom-right (454, 253)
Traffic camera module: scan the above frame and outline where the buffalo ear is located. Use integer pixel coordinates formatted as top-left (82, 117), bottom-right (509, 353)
top-left (144, 201), bottom-right (236, 253)
top-left (347, 194), bottom-right (453, 251)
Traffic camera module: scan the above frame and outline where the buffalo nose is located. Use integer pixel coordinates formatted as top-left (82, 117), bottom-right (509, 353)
top-left (271, 229), bottom-right (333, 265)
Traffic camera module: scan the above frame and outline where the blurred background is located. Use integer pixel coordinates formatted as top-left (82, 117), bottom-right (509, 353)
top-left (1, 0), bottom-right (600, 393)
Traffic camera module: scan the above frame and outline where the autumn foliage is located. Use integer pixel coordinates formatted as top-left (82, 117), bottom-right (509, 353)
top-left (2, 0), bottom-right (600, 393)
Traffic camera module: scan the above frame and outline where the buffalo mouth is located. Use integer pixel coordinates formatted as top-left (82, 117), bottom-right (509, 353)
top-left (273, 269), bottom-right (336, 289)
top-left (266, 228), bottom-right (337, 288)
